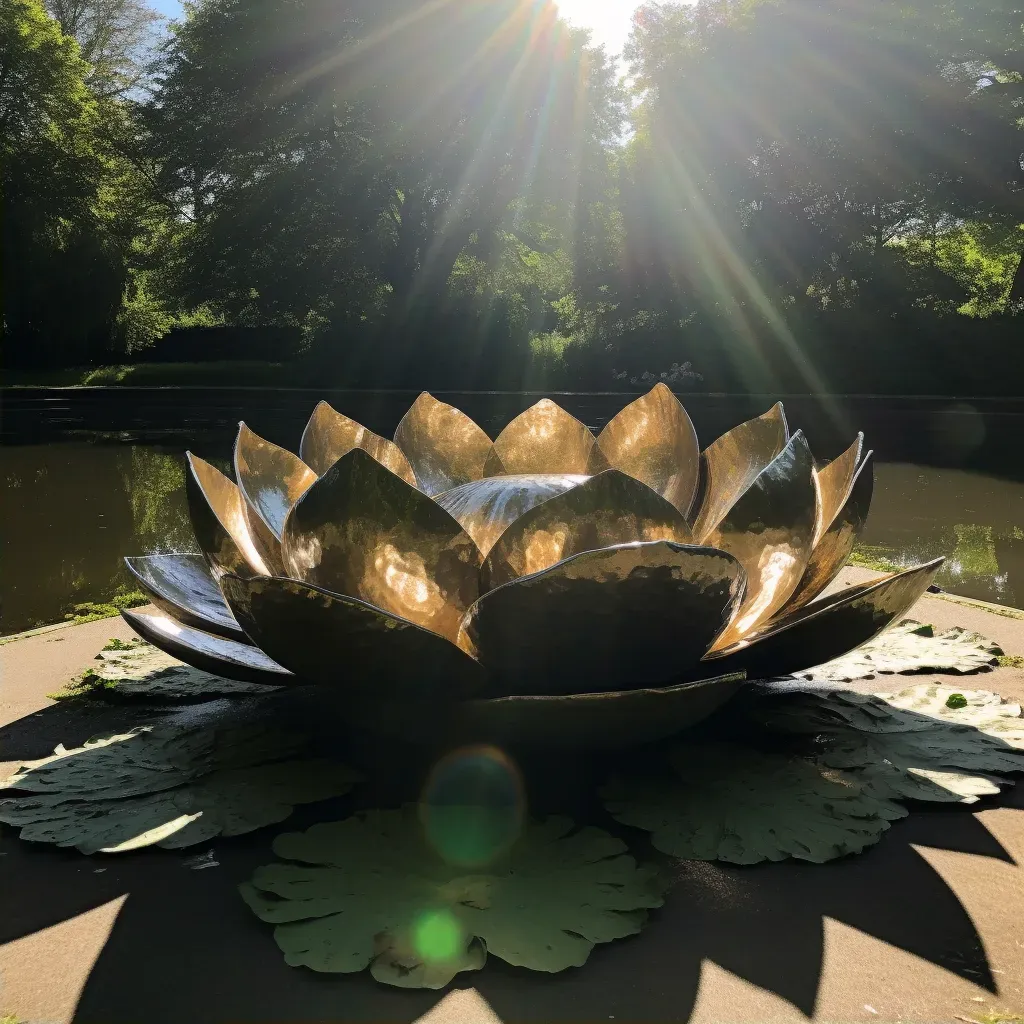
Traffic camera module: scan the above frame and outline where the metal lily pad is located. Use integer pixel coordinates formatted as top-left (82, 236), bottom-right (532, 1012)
top-left (73, 639), bottom-right (282, 701)
top-left (240, 807), bottom-right (662, 988)
top-left (822, 730), bottom-right (1022, 805)
top-left (0, 724), bottom-right (358, 854)
top-left (603, 742), bottom-right (904, 864)
top-left (792, 620), bottom-right (1002, 683)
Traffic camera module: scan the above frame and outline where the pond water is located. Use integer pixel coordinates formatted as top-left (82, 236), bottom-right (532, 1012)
top-left (3, 418), bottom-right (1023, 634)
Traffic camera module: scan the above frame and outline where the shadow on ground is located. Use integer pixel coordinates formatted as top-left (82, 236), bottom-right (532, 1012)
top-left (0, 688), bottom-right (1018, 1024)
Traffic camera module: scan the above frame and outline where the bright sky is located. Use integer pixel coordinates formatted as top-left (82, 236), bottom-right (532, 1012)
top-left (150, 1), bottom-right (644, 56)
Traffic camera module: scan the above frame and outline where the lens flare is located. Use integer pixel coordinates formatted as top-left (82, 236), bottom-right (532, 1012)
top-left (421, 745), bottom-right (524, 868)
top-left (412, 909), bottom-right (463, 963)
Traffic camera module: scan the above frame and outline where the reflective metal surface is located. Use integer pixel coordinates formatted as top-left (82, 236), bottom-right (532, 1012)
top-left (457, 671), bottom-right (745, 748)
top-left (433, 474), bottom-right (587, 557)
top-left (219, 574), bottom-right (485, 699)
top-left (185, 453), bottom-right (271, 577)
top-left (282, 448), bottom-right (482, 641)
top-left (705, 557), bottom-right (944, 679)
top-left (460, 541), bottom-right (745, 695)
top-left (692, 402), bottom-right (789, 542)
top-left (594, 382), bottom-right (700, 517)
top-left (124, 553), bottom-right (248, 642)
top-left (120, 607), bottom-right (294, 684)
top-left (705, 431), bottom-right (817, 648)
top-left (234, 423), bottom-right (317, 574)
top-left (813, 433), bottom-right (863, 544)
top-left (393, 391), bottom-right (493, 495)
top-left (481, 469), bottom-right (694, 591)
top-left (785, 450), bottom-right (875, 612)
top-left (483, 398), bottom-right (607, 476)
top-left (300, 401), bottom-right (416, 484)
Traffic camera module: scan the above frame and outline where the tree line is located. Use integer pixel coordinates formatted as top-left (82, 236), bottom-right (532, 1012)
top-left (3, 0), bottom-right (1022, 392)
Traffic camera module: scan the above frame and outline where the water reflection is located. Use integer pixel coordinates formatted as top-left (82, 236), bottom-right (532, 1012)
top-left (858, 463), bottom-right (1024, 607)
top-left (1, 444), bottom-right (1022, 635)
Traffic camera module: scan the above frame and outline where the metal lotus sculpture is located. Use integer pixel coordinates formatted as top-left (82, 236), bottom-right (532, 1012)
top-left (122, 386), bottom-right (942, 746)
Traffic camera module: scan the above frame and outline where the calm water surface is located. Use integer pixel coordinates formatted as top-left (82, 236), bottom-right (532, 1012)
top-left (3, 435), bottom-right (1023, 635)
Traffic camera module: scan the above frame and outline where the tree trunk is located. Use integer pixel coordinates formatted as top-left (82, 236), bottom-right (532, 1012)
top-left (1008, 251), bottom-right (1024, 307)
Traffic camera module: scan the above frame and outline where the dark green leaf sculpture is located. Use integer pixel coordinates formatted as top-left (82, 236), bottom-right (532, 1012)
top-left (602, 742), bottom-right (905, 865)
top-left (240, 806), bottom-right (663, 988)
top-left (744, 682), bottom-right (1024, 804)
top-left (71, 640), bottom-right (283, 700)
top-left (790, 620), bottom-right (1001, 682)
top-left (0, 724), bottom-right (358, 853)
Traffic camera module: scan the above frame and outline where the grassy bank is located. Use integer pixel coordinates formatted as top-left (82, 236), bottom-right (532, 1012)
top-left (5, 361), bottom-right (288, 388)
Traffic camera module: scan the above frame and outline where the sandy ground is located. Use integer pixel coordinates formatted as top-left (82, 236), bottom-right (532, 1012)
top-left (1, 575), bottom-right (1023, 1024)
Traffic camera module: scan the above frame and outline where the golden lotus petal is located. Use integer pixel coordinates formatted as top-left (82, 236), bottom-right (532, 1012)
top-left (481, 470), bottom-right (693, 591)
top-left (433, 473), bottom-right (587, 557)
top-left (351, 672), bottom-right (745, 748)
top-left (813, 432), bottom-right (863, 544)
top-left (124, 554), bottom-right (247, 642)
top-left (704, 557), bottom-right (944, 679)
top-left (184, 453), bottom-right (272, 577)
top-left (282, 449), bottom-right (482, 642)
top-left (219, 574), bottom-right (484, 698)
top-left (460, 541), bottom-right (745, 695)
top-left (782, 450), bottom-right (874, 613)
top-left (300, 401), bottom-right (416, 484)
top-left (594, 382), bottom-right (700, 516)
top-left (393, 391), bottom-right (493, 496)
top-left (120, 608), bottom-right (294, 685)
top-left (483, 398), bottom-right (606, 477)
top-left (706, 431), bottom-right (817, 649)
top-left (234, 423), bottom-right (317, 574)
top-left (691, 402), bottom-right (789, 542)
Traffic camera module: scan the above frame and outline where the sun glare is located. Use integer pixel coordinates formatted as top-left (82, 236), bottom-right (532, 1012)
top-left (553, 0), bottom-right (638, 54)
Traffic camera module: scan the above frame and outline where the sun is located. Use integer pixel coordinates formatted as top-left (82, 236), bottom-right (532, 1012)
top-left (553, 0), bottom-right (639, 55)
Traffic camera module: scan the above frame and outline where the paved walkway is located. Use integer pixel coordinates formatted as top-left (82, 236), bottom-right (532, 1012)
top-left (1, 573), bottom-right (1023, 1024)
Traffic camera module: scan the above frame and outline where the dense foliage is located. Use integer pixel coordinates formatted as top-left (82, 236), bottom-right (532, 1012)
top-left (2, 0), bottom-right (1022, 390)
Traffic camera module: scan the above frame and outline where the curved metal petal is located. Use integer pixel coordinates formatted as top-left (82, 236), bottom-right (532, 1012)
top-left (813, 432), bottom-right (863, 544)
top-left (433, 473), bottom-right (588, 557)
top-left (281, 448), bottom-right (482, 642)
top-left (593, 382), bottom-right (700, 517)
top-left (703, 557), bottom-right (944, 679)
top-left (184, 453), bottom-right (271, 577)
top-left (458, 671), bottom-right (745, 748)
top-left (300, 401), bottom-right (416, 485)
top-left (124, 554), bottom-right (248, 642)
top-left (219, 574), bottom-right (485, 700)
top-left (393, 392), bottom-right (493, 496)
top-left (350, 672), bottom-right (745, 748)
top-left (234, 423), bottom-right (317, 575)
top-left (782, 450), bottom-right (874, 613)
top-left (692, 402), bottom-right (789, 542)
top-left (483, 398), bottom-right (605, 477)
top-left (706, 431), bottom-right (817, 649)
top-left (460, 541), bottom-right (745, 695)
top-left (120, 608), bottom-right (294, 685)
top-left (482, 470), bottom-right (694, 591)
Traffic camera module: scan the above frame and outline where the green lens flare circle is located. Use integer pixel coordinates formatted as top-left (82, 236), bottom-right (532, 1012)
top-left (420, 744), bottom-right (524, 868)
